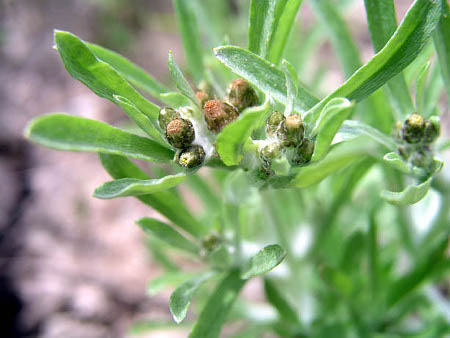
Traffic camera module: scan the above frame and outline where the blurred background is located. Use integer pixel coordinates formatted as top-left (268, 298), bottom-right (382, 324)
top-left (0, 0), bottom-right (446, 337)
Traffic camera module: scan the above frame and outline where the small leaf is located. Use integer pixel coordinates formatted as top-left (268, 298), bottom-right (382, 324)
top-left (168, 51), bottom-right (199, 107)
top-left (138, 218), bottom-right (198, 254)
top-left (214, 46), bottom-right (319, 111)
top-left (248, 0), bottom-right (278, 58)
top-left (433, 0), bottom-right (450, 100)
top-left (383, 152), bottom-right (410, 173)
top-left (98, 154), bottom-right (206, 237)
top-left (311, 98), bottom-right (354, 162)
top-left (216, 98), bottom-right (272, 166)
top-left (241, 244), bottom-right (286, 279)
top-left (25, 114), bottom-right (173, 162)
top-left (381, 179), bottom-right (431, 205)
top-left (148, 272), bottom-right (194, 296)
top-left (282, 59), bottom-right (298, 115)
top-left (304, 0), bottom-right (442, 124)
top-left (86, 42), bottom-right (169, 98)
top-left (189, 270), bottom-right (245, 337)
top-left (170, 272), bottom-right (215, 324)
top-left (93, 174), bottom-right (186, 199)
top-left (160, 92), bottom-right (191, 108)
top-left (173, 0), bottom-right (204, 83)
top-left (415, 61), bottom-right (431, 114)
top-left (264, 278), bottom-right (299, 324)
top-left (337, 120), bottom-right (397, 150)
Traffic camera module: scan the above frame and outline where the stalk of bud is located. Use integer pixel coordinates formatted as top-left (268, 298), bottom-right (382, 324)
top-left (165, 118), bottom-right (195, 149)
top-left (177, 145), bottom-right (206, 168)
top-left (226, 78), bottom-right (259, 112)
top-left (203, 99), bottom-right (239, 133)
top-left (158, 107), bottom-right (180, 130)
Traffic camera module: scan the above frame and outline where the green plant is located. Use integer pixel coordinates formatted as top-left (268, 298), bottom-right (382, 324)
top-left (24, 0), bottom-right (450, 336)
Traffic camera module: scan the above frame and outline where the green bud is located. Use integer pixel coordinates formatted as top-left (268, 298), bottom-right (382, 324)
top-left (291, 138), bottom-right (314, 165)
top-left (423, 116), bottom-right (440, 144)
top-left (165, 118), bottom-right (195, 148)
top-left (259, 142), bottom-right (282, 161)
top-left (203, 99), bottom-right (239, 133)
top-left (402, 113), bottom-right (424, 144)
top-left (158, 107), bottom-right (180, 130)
top-left (177, 145), bottom-right (206, 168)
top-left (201, 234), bottom-right (220, 251)
top-left (266, 111), bottom-right (285, 137)
top-left (277, 114), bottom-right (305, 147)
top-left (226, 78), bottom-right (259, 112)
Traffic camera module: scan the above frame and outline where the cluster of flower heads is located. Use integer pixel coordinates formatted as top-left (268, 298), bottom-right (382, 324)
top-left (394, 113), bottom-right (440, 171)
top-left (158, 79), bottom-right (260, 168)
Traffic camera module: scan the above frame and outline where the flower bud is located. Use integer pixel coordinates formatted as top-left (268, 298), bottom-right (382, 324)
top-left (203, 99), bottom-right (239, 133)
top-left (202, 234), bottom-right (220, 251)
top-left (291, 138), bottom-right (314, 165)
top-left (195, 91), bottom-right (211, 108)
top-left (158, 107), bottom-right (180, 130)
top-left (277, 114), bottom-right (305, 147)
top-left (165, 118), bottom-right (195, 148)
top-left (226, 78), bottom-right (259, 112)
top-left (423, 116), bottom-right (440, 144)
top-left (259, 142), bottom-right (282, 161)
top-left (177, 144), bottom-right (206, 168)
top-left (402, 113), bottom-right (424, 144)
top-left (266, 111), bottom-right (285, 137)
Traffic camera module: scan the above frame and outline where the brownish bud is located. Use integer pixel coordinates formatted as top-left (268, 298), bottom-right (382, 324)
top-left (158, 107), bottom-right (180, 130)
top-left (291, 138), bottom-right (314, 165)
top-left (266, 111), bottom-right (285, 137)
top-left (402, 113), bottom-right (424, 144)
top-left (177, 145), bottom-right (206, 168)
top-left (277, 114), bottom-right (305, 147)
top-left (203, 99), bottom-right (239, 133)
top-left (226, 78), bottom-right (259, 112)
top-left (195, 91), bottom-right (211, 108)
top-left (165, 118), bottom-right (195, 148)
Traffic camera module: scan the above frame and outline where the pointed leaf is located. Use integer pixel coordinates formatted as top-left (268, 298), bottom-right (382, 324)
top-left (148, 272), bottom-right (194, 296)
top-left (383, 152), bottom-right (410, 173)
top-left (216, 98), bottom-right (272, 166)
top-left (168, 51), bottom-right (199, 107)
top-left (160, 92), bottom-right (191, 108)
top-left (170, 272), bottom-right (215, 324)
top-left (433, 0), bottom-right (450, 100)
top-left (311, 98), bottom-right (354, 162)
top-left (241, 244), bottom-right (286, 279)
top-left (337, 120), bottom-right (397, 150)
top-left (415, 61), bottom-right (431, 113)
top-left (248, 0), bottom-right (278, 58)
top-left (138, 218), bottom-right (198, 254)
top-left (381, 179), bottom-right (431, 205)
top-left (189, 270), bottom-right (245, 337)
top-left (264, 278), bottom-right (299, 324)
top-left (282, 59), bottom-right (298, 115)
top-left (25, 114), bottom-right (173, 162)
top-left (214, 46), bottom-right (319, 111)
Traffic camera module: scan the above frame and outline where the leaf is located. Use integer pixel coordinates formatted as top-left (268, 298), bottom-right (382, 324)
top-left (53, 30), bottom-right (163, 143)
top-left (304, 0), bottom-right (442, 124)
top-left (241, 244), bottom-right (286, 279)
top-left (337, 120), bottom-right (397, 150)
top-left (86, 42), bottom-right (169, 98)
top-left (168, 51), bottom-right (199, 107)
top-left (185, 174), bottom-right (222, 213)
top-left (148, 272), bottom-right (194, 296)
top-left (282, 59), bottom-right (298, 115)
top-left (173, 0), bottom-right (204, 83)
top-left (381, 179), bottom-right (431, 205)
top-left (214, 46), bottom-right (319, 111)
top-left (290, 138), bottom-right (373, 188)
top-left (264, 278), bottom-right (299, 324)
top-left (415, 61), bottom-right (431, 113)
top-left (170, 272), bottom-right (215, 324)
top-left (24, 114), bottom-right (174, 162)
top-left (267, 0), bottom-right (304, 64)
top-left (160, 92), bottom-right (191, 108)
top-left (216, 98), bottom-right (272, 166)
top-left (98, 154), bottom-right (206, 237)
top-left (383, 152), bottom-right (410, 174)
top-left (189, 270), bottom-right (245, 337)
top-left (93, 174), bottom-right (186, 199)
top-left (311, 98), bottom-right (354, 162)
top-left (433, 0), bottom-right (450, 100)
top-left (248, 0), bottom-right (278, 58)
top-left (138, 218), bottom-right (198, 254)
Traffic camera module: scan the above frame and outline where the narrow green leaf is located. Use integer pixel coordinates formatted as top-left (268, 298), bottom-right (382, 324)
top-left (216, 99), bottom-right (272, 166)
top-left (282, 59), bottom-right (298, 115)
top-left (93, 174), bottom-right (186, 199)
top-left (433, 0), bottom-right (450, 100)
top-left (424, 62), bottom-right (444, 116)
top-left (337, 120), bottom-right (397, 150)
top-left (25, 114), bottom-right (173, 162)
top-left (138, 218), bottom-right (198, 254)
top-left (53, 30), bottom-right (163, 143)
top-left (311, 98), bottom-right (354, 162)
top-left (98, 154), bottom-right (206, 237)
top-left (264, 278), bottom-right (299, 324)
top-left (248, 0), bottom-right (278, 58)
top-left (170, 272), bottom-right (215, 324)
top-left (168, 51), bottom-right (199, 107)
top-left (148, 272), bottom-right (194, 296)
top-left (214, 46), bottom-right (319, 111)
top-left (415, 61), bottom-right (431, 113)
top-left (387, 235), bottom-right (449, 307)
top-left (173, 0), bottom-right (204, 83)
top-left (383, 152), bottom-right (410, 174)
top-left (267, 0), bottom-right (304, 64)
top-left (381, 179), bottom-right (431, 205)
top-left (86, 42), bottom-right (169, 98)
top-left (241, 244), bottom-right (286, 279)
top-left (304, 0), bottom-right (442, 124)
top-left (159, 92), bottom-right (191, 108)
top-left (189, 270), bottom-right (246, 338)
top-left (186, 175), bottom-right (222, 213)
top-left (291, 139), bottom-right (372, 188)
